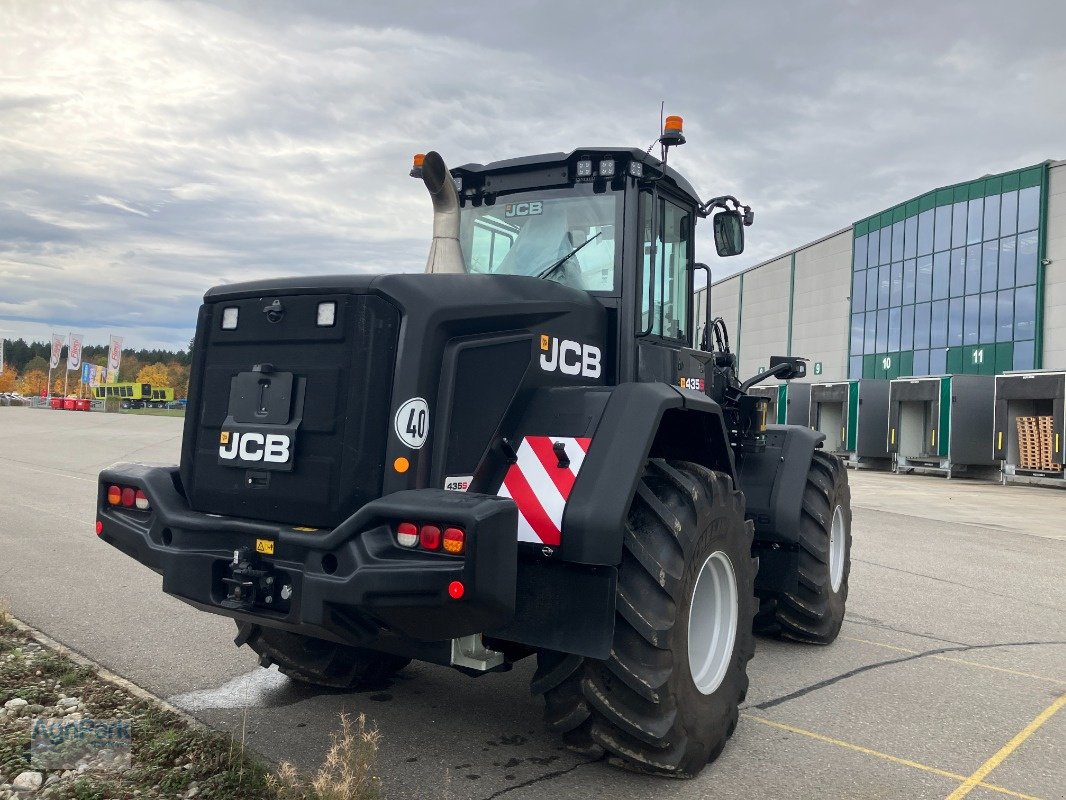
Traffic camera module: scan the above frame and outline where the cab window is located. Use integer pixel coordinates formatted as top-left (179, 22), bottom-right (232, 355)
top-left (640, 194), bottom-right (691, 339)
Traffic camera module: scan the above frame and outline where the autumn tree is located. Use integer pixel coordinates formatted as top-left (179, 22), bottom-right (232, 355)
top-left (0, 368), bottom-right (18, 392)
top-left (24, 355), bottom-right (49, 375)
top-left (18, 370), bottom-right (48, 396)
top-left (119, 355), bottom-right (142, 383)
top-left (136, 362), bottom-right (171, 389)
top-left (166, 362), bottom-right (191, 399)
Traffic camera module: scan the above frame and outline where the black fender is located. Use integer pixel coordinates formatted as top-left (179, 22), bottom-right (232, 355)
top-left (563, 382), bottom-right (737, 567)
top-left (484, 381), bottom-right (736, 660)
top-left (737, 424), bottom-right (826, 595)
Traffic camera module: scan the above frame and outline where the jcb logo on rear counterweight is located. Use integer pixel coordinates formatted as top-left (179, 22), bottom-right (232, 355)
top-left (219, 432), bottom-right (291, 463)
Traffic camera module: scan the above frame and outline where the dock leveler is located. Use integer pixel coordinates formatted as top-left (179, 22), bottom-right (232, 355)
top-left (993, 370), bottom-right (1066, 486)
top-left (888, 375), bottom-right (996, 478)
top-left (809, 380), bottom-right (891, 469)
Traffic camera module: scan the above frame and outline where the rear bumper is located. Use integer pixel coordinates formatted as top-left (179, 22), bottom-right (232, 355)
top-left (96, 464), bottom-right (518, 646)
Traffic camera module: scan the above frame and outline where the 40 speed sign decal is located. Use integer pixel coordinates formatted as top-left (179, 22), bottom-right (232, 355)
top-left (394, 397), bottom-right (429, 449)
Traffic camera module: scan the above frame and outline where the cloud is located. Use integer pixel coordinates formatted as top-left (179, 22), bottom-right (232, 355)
top-left (0, 0), bottom-right (1064, 351)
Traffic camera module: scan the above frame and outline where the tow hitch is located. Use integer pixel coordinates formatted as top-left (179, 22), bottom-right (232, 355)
top-left (221, 547), bottom-right (290, 611)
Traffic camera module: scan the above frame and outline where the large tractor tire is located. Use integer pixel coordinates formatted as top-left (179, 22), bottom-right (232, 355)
top-left (533, 460), bottom-right (756, 777)
top-left (754, 450), bottom-right (851, 644)
top-left (235, 623), bottom-right (410, 689)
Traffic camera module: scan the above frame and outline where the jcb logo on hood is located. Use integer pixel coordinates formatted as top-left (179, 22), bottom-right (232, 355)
top-left (219, 431), bottom-right (292, 463)
top-left (539, 335), bottom-right (601, 378)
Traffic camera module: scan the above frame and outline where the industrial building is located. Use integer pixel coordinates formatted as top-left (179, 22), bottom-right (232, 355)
top-left (698, 160), bottom-right (1065, 382)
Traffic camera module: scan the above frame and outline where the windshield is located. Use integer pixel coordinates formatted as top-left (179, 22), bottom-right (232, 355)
top-left (458, 188), bottom-right (618, 291)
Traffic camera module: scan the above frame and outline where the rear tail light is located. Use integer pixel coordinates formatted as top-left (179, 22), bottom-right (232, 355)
top-left (442, 527), bottom-right (465, 555)
top-left (105, 484), bottom-right (151, 512)
top-left (395, 521), bottom-right (464, 555)
top-left (396, 522), bottom-right (418, 548)
top-left (419, 525), bottom-right (442, 550)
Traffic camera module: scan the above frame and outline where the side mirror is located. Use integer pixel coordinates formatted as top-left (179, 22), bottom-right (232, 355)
top-left (713, 210), bottom-right (745, 257)
top-left (769, 355), bottom-right (807, 380)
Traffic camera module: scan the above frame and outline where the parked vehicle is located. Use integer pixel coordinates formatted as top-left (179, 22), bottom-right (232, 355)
top-left (97, 120), bottom-right (852, 777)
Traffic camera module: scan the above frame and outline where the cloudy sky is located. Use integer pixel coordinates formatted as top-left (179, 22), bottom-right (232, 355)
top-left (1, 0), bottom-right (1064, 350)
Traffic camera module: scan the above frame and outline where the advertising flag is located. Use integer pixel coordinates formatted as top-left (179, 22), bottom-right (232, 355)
top-left (108, 335), bottom-right (123, 375)
top-left (49, 333), bottom-right (66, 369)
top-left (82, 362), bottom-right (91, 384)
top-left (67, 334), bottom-right (84, 371)
top-left (0, 338), bottom-right (4, 375)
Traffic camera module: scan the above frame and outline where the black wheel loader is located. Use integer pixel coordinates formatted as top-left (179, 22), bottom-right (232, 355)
top-left (96, 116), bottom-right (852, 777)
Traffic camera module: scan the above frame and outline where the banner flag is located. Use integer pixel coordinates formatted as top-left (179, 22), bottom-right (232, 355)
top-left (67, 334), bottom-right (84, 371)
top-left (82, 362), bottom-right (91, 384)
top-left (0, 338), bottom-right (4, 375)
top-left (108, 335), bottom-right (123, 375)
top-left (49, 333), bottom-right (66, 369)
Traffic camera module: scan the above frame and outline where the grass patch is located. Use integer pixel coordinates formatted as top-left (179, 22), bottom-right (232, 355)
top-left (121, 408), bottom-right (185, 417)
top-left (0, 619), bottom-right (381, 799)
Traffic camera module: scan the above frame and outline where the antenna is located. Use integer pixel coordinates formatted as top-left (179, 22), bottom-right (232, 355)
top-left (644, 100), bottom-right (665, 157)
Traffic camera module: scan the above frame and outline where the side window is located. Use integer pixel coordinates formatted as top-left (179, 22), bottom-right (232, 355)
top-left (469, 219), bottom-right (515, 273)
top-left (639, 194), bottom-right (691, 339)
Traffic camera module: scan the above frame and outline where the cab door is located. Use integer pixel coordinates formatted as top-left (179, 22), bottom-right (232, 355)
top-left (636, 189), bottom-right (697, 386)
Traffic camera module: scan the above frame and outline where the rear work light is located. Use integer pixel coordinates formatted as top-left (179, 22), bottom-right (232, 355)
top-left (396, 522), bottom-right (418, 548)
top-left (316, 302), bottom-right (336, 327)
top-left (221, 307), bottom-right (239, 330)
top-left (442, 527), bottom-right (465, 555)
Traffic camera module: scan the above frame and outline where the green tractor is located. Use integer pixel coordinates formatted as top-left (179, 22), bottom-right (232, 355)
top-left (97, 116), bottom-right (851, 777)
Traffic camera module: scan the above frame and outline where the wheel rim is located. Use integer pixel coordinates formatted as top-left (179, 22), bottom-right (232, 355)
top-left (687, 551), bottom-right (739, 695)
top-left (829, 504), bottom-right (846, 592)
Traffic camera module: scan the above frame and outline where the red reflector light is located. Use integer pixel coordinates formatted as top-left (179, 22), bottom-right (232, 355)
top-left (134, 489), bottom-right (150, 511)
top-left (448, 580), bottom-right (464, 600)
top-left (396, 522), bottom-right (418, 548)
top-left (107, 485), bottom-right (122, 505)
top-left (95, 520), bottom-right (103, 535)
top-left (442, 527), bottom-right (465, 555)
top-left (120, 487), bottom-right (136, 507)
top-left (419, 525), bottom-right (441, 550)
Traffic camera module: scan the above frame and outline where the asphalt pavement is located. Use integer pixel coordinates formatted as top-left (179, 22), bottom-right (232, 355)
top-left (1, 407), bottom-right (1063, 799)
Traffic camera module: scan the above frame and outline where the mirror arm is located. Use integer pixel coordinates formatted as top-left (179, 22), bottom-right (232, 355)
top-left (738, 362), bottom-right (793, 393)
top-left (698, 195), bottom-right (755, 226)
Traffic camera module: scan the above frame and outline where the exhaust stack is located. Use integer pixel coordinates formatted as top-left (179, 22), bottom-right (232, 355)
top-left (421, 151), bottom-right (466, 274)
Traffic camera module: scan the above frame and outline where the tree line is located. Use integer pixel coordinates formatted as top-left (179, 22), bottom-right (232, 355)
top-left (0, 338), bottom-right (193, 399)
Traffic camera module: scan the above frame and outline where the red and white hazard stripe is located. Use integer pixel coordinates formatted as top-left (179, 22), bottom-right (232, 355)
top-left (498, 436), bottom-right (591, 546)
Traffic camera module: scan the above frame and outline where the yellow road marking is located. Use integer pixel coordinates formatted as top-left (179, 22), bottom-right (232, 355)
top-left (944, 694), bottom-right (1066, 800)
top-left (842, 636), bottom-right (1066, 686)
top-left (743, 715), bottom-right (1042, 800)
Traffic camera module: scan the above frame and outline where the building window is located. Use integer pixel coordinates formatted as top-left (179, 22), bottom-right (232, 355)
top-left (849, 166), bottom-right (1045, 379)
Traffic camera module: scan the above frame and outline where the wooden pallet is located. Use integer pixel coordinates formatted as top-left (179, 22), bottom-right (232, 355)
top-left (1016, 415), bottom-right (1057, 471)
